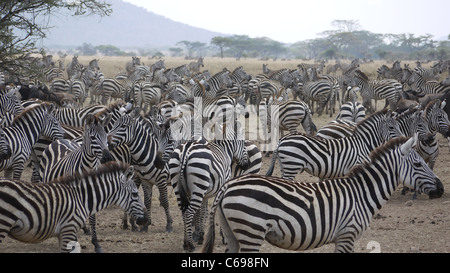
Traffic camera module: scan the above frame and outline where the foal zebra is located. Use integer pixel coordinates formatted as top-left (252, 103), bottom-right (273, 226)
top-left (169, 121), bottom-right (249, 252)
top-left (0, 162), bottom-right (147, 252)
top-left (202, 136), bottom-right (444, 253)
top-left (266, 110), bottom-right (401, 180)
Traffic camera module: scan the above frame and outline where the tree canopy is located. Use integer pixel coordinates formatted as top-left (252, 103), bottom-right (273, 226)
top-left (0, 0), bottom-right (111, 80)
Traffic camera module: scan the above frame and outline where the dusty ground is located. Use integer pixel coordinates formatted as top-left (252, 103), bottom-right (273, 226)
top-left (0, 133), bottom-right (449, 253)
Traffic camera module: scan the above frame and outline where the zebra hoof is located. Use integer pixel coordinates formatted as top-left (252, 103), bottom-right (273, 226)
top-left (95, 247), bottom-right (104, 253)
top-left (166, 224), bottom-right (173, 233)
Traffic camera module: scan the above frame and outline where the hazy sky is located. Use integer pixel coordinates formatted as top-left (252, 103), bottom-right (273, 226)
top-left (122, 0), bottom-right (449, 43)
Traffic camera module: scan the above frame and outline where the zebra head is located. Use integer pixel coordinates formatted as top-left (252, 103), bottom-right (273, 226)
top-left (379, 110), bottom-right (402, 141)
top-left (41, 103), bottom-right (65, 141)
top-left (0, 86), bottom-right (24, 126)
top-left (220, 121), bottom-right (249, 170)
top-left (424, 99), bottom-right (450, 136)
top-left (117, 165), bottom-right (149, 226)
top-left (107, 109), bottom-right (166, 169)
top-left (0, 119), bottom-right (11, 160)
top-left (398, 135), bottom-right (444, 199)
top-left (84, 113), bottom-right (113, 163)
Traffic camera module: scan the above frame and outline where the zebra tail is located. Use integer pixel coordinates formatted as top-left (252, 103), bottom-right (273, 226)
top-left (201, 182), bottom-right (229, 253)
top-left (178, 143), bottom-right (194, 214)
top-left (265, 144), bottom-right (279, 176)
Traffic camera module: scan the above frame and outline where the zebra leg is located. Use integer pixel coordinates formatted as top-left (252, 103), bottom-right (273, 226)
top-left (138, 182), bottom-right (153, 232)
top-left (58, 228), bottom-right (80, 253)
top-left (154, 172), bottom-right (174, 233)
top-left (182, 205), bottom-right (198, 252)
top-left (89, 214), bottom-right (103, 253)
top-left (193, 200), bottom-right (208, 245)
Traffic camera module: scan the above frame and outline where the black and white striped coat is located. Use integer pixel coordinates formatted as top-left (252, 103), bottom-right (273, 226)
top-left (202, 136), bottom-right (443, 253)
top-left (0, 162), bottom-right (147, 252)
top-left (266, 110), bottom-right (401, 180)
top-left (0, 102), bottom-right (64, 180)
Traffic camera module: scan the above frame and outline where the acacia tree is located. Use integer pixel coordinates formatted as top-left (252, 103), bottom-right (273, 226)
top-left (0, 0), bottom-right (111, 81)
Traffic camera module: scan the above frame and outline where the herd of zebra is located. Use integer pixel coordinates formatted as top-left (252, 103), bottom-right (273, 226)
top-left (0, 55), bottom-right (449, 253)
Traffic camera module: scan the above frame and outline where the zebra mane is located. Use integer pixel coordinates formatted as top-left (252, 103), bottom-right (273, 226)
top-left (354, 69), bottom-right (369, 81)
top-left (355, 108), bottom-right (389, 129)
top-left (424, 99), bottom-right (443, 116)
top-left (48, 161), bottom-right (131, 185)
top-left (348, 136), bottom-right (409, 177)
top-left (11, 101), bottom-right (52, 125)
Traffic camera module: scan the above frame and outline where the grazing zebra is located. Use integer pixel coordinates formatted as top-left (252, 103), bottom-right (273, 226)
top-left (169, 121), bottom-right (249, 252)
top-left (352, 70), bottom-right (401, 113)
top-left (107, 109), bottom-right (173, 233)
top-left (266, 110), bottom-right (401, 180)
top-left (0, 102), bottom-right (64, 179)
top-left (0, 162), bottom-right (148, 253)
top-left (202, 136), bottom-right (444, 253)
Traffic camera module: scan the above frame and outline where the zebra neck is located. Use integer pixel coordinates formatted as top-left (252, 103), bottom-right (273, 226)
top-left (73, 174), bottom-right (119, 215)
top-left (350, 155), bottom-right (399, 214)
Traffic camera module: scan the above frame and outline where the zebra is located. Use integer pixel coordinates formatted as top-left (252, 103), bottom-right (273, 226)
top-left (259, 98), bottom-right (317, 155)
top-left (188, 57), bottom-right (204, 74)
top-left (335, 101), bottom-right (366, 123)
top-left (315, 119), bottom-right (357, 140)
top-left (0, 86), bottom-right (24, 126)
top-left (299, 67), bottom-right (334, 116)
top-left (0, 102), bottom-right (64, 180)
top-left (352, 69), bottom-right (402, 113)
top-left (404, 68), bottom-right (450, 95)
top-left (415, 100), bottom-right (450, 170)
top-left (266, 109), bottom-right (401, 180)
top-left (131, 81), bottom-right (163, 112)
top-left (205, 69), bottom-right (234, 97)
top-left (169, 121), bottom-right (249, 252)
top-left (39, 114), bottom-right (113, 253)
top-left (51, 103), bottom-right (108, 127)
top-left (202, 136), bottom-right (444, 253)
top-left (106, 109), bottom-right (174, 233)
top-left (0, 162), bottom-right (148, 252)
top-left (126, 56), bottom-right (141, 74)
top-left (100, 70), bottom-right (145, 105)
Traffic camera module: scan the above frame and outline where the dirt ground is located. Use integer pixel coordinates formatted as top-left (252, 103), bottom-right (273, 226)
top-left (0, 131), bottom-right (449, 254)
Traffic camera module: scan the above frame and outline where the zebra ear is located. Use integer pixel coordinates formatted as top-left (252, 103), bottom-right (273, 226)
top-left (100, 113), bottom-right (112, 127)
top-left (124, 165), bottom-right (135, 182)
top-left (85, 114), bottom-right (95, 126)
top-left (400, 134), bottom-right (417, 156)
top-left (441, 100), bottom-right (446, 109)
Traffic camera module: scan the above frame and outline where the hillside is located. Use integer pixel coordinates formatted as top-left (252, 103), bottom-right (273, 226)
top-left (43, 0), bottom-right (224, 49)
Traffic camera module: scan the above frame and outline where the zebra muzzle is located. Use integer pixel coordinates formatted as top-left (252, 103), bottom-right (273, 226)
top-left (429, 178), bottom-right (444, 199)
top-left (135, 208), bottom-right (149, 226)
top-left (100, 149), bottom-right (114, 163)
top-left (0, 146), bottom-right (12, 160)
